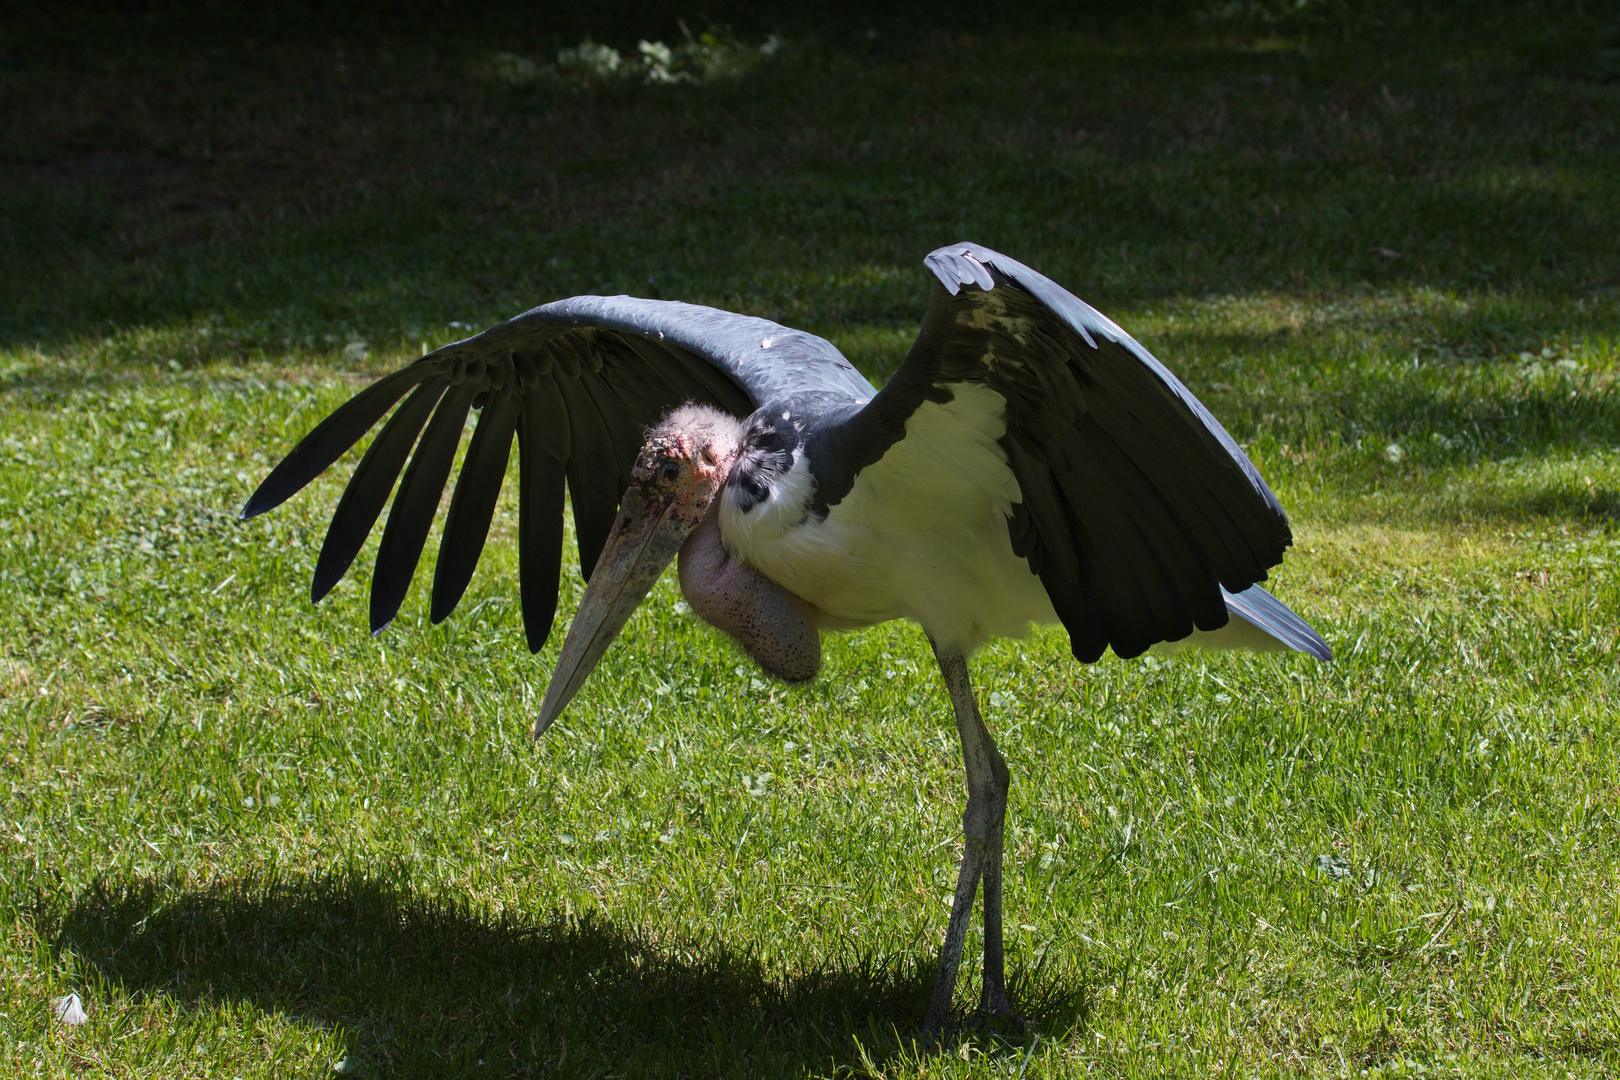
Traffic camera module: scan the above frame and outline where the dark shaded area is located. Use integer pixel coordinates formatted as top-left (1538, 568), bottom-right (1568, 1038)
top-left (7, 0), bottom-right (1193, 46)
top-left (10, 0), bottom-right (1615, 58)
top-left (1, 0), bottom-right (1616, 353)
top-left (1461, 482), bottom-right (1620, 524)
top-left (45, 871), bottom-right (1086, 1076)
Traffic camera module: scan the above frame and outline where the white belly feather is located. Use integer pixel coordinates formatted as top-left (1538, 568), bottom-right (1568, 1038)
top-left (718, 383), bottom-right (1058, 656)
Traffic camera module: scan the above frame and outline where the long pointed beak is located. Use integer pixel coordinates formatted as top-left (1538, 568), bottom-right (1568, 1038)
top-left (533, 486), bottom-right (697, 737)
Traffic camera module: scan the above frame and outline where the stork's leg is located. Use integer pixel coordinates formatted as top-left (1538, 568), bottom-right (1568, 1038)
top-left (922, 645), bottom-right (1023, 1036)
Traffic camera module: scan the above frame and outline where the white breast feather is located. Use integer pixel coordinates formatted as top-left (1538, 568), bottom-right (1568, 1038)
top-left (721, 383), bottom-right (1059, 655)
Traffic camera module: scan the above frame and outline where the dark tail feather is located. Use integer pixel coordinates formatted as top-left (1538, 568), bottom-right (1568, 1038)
top-left (311, 376), bottom-right (448, 603)
top-left (430, 395), bottom-right (521, 623)
top-left (1221, 584), bottom-right (1331, 661)
top-left (241, 366), bottom-right (432, 520)
top-left (368, 383), bottom-right (475, 633)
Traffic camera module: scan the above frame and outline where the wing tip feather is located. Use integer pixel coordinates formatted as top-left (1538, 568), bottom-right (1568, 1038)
top-left (239, 480), bottom-right (289, 521)
top-left (310, 574), bottom-right (337, 605)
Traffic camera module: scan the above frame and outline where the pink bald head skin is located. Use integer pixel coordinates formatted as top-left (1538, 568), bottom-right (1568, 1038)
top-left (634, 404), bottom-right (745, 530)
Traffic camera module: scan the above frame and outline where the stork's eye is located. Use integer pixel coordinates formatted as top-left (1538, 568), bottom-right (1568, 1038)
top-left (659, 460), bottom-right (681, 484)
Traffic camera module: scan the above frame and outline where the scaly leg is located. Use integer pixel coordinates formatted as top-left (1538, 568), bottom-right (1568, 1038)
top-left (921, 645), bottom-right (1024, 1036)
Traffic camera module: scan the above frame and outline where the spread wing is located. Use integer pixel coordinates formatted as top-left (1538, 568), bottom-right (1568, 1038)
top-left (242, 296), bottom-right (875, 652)
top-left (814, 242), bottom-right (1327, 663)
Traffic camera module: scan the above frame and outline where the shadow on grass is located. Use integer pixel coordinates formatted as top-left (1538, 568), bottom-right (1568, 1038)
top-left (1482, 483), bottom-right (1620, 524)
top-left (46, 870), bottom-right (1086, 1077)
top-left (1352, 481), bottom-right (1620, 529)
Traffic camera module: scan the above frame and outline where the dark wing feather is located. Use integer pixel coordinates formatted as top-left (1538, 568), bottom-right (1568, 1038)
top-left (242, 366), bottom-right (433, 520)
top-left (244, 295), bottom-right (872, 646)
top-left (821, 242), bottom-right (1320, 662)
top-left (517, 374), bottom-right (570, 652)
top-left (556, 372), bottom-right (623, 583)
top-left (431, 393), bottom-right (521, 623)
top-left (312, 376), bottom-right (448, 602)
top-left (371, 383), bottom-right (475, 633)
top-left (578, 367), bottom-right (645, 493)
top-left (667, 347), bottom-right (758, 415)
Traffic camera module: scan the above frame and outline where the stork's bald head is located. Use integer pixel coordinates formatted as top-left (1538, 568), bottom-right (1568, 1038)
top-left (634, 403), bottom-right (745, 527)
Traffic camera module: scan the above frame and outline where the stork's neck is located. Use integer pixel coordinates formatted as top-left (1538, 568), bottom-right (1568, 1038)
top-left (720, 406), bottom-right (818, 551)
top-left (676, 501), bottom-right (821, 682)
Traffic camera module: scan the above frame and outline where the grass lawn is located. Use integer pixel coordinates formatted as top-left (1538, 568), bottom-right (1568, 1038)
top-left (2, 3), bottom-right (1619, 1076)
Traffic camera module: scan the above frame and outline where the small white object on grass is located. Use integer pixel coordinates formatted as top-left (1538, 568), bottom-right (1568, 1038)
top-left (1316, 853), bottom-right (1352, 881)
top-left (53, 992), bottom-right (88, 1026)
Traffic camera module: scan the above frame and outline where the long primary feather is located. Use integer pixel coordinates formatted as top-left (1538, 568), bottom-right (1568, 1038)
top-left (431, 394), bottom-right (522, 623)
top-left (311, 376), bottom-right (448, 602)
top-left (242, 366), bottom-right (432, 520)
top-left (369, 383), bottom-right (475, 632)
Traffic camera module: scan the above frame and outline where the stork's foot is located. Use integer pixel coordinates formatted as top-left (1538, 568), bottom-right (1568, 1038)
top-left (972, 987), bottom-right (1029, 1032)
top-left (916, 1014), bottom-right (961, 1057)
top-left (916, 994), bottom-right (1028, 1055)
top-left (920, 998), bottom-right (960, 1047)
top-left (919, 953), bottom-right (1030, 1045)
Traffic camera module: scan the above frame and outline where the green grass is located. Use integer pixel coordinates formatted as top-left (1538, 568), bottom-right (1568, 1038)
top-left (3, 3), bottom-right (1619, 1076)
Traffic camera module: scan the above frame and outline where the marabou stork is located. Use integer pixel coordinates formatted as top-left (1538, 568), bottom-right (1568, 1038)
top-left (242, 242), bottom-right (1330, 1034)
